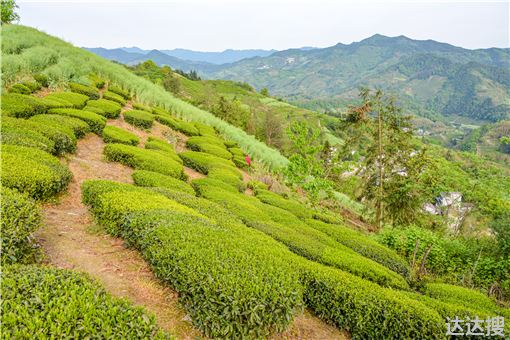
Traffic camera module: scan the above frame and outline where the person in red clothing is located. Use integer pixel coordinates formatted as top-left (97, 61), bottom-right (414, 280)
top-left (245, 154), bottom-right (252, 168)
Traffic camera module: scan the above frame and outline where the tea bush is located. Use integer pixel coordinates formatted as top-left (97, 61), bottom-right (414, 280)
top-left (144, 136), bottom-right (181, 163)
top-left (247, 180), bottom-right (268, 191)
top-left (1, 145), bottom-right (72, 200)
top-left (10, 83), bottom-right (32, 94)
top-left (30, 114), bottom-right (90, 138)
top-left (21, 81), bottom-right (41, 92)
top-left (186, 137), bottom-right (232, 159)
top-left (34, 73), bottom-right (49, 87)
top-left (423, 283), bottom-right (499, 313)
top-left (48, 108), bottom-right (107, 135)
top-left (133, 102), bottom-right (152, 112)
top-left (104, 143), bottom-right (185, 179)
top-left (124, 109), bottom-right (154, 129)
top-left (2, 264), bottom-right (165, 339)
top-left (155, 113), bottom-right (199, 136)
top-left (88, 74), bottom-right (105, 88)
top-left (229, 147), bottom-right (245, 157)
top-left (102, 125), bottom-right (139, 145)
top-left (194, 122), bottom-right (217, 136)
top-left (108, 85), bottom-right (130, 99)
top-left (312, 210), bottom-right (344, 224)
top-left (179, 151), bottom-right (236, 175)
top-left (1, 124), bottom-right (55, 153)
top-left (3, 117), bottom-right (76, 155)
top-left (1, 93), bottom-right (63, 118)
top-left (103, 90), bottom-right (126, 105)
top-left (132, 170), bottom-right (195, 195)
top-left (1, 188), bottom-right (41, 264)
top-left (254, 189), bottom-right (312, 219)
top-left (84, 99), bottom-right (122, 119)
top-left (207, 168), bottom-right (245, 191)
top-left (307, 219), bottom-right (410, 277)
top-left (45, 92), bottom-right (89, 108)
top-left (69, 82), bottom-right (100, 99)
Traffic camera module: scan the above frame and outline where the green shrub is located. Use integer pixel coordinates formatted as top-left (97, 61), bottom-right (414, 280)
top-left (45, 92), bottom-right (89, 108)
top-left (30, 114), bottom-right (90, 138)
top-left (155, 114), bottom-right (199, 136)
top-left (224, 140), bottom-right (238, 148)
top-left (179, 151), bottom-right (236, 175)
top-left (48, 108), bottom-right (106, 135)
top-left (84, 99), bottom-right (121, 119)
top-left (194, 122), bottom-right (217, 136)
top-left (144, 137), bottom-right (181, 163)
top-left (132, 102), bottom-right (151, 112)
top-left (186, 137), bottom-right (232, 159)
top-left (1, 93), bottom-right (53, 118)
top-left (1, 124), bottom-right (55, 153)
top-left (232, 154), bottom-right (248, 169)
top-left (229, 147), bottom-right (245, 157)
top-left (3, 117), bottom-right (76, 155)
top-left (301, 263), bottom-right (443, 339)
top-left (247, 180), bottom-right (268, 191)
top-left (10, 83), bottom-right (32, 94)
top-left (192, 177), bottom-right (241, 195)
top-left (88, 74), bottom-right (105, 88)
top-left (2, 264), bottom-right (165, 339)
top-left (104, 143), bottom-right (185, 179)
top-left (132, 170), bottom-right (194, 195)
top-left (423, 283), bottom-right (499, 312)
top-left (103, 90), bottom-right (126, 105)
top-left (102, 125), bottom-right (139, 146)
top-left (124, 110), bottom-right (154, 129)
top-left (68, 82), bottom-right (100, 99)
top-left (1, 145), bottom-right (72, 200)
top-left (187, 135), bottom-right (226, 147)
top-left (312, 210), bottom-right (344, 225)
top-left (21, 81), bottom-right (41, 92)
top-left (254, 189), bottom-right (312, 219)
top-left (306, 219), bottom-right (410, 277)
top-left (108, 85), bottom-right (130, 99)
top-left (34, 73), bottom-right (49, 87)
top-left (207, 168), bottom-right (245, 192)
top-left (1, 188), bottom-right (41, 264)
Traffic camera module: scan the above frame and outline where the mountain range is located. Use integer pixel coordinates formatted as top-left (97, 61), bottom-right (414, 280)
top-left (86, 35), bottom-right (510, 122)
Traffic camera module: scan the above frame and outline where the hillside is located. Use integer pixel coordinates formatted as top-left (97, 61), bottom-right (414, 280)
top-left (2, 24), bottom-right (510, 339)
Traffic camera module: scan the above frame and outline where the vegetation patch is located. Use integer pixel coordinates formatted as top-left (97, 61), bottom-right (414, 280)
top-left (1, 145), bottom-right (72, 200)
top-left (45, 92), bottom-right (89, 108)
top-left (108, 85), bottom-right (130, 99)
top-left (104, 143), bottom-right (185, 179)
top-left (103, 90), bottom-right (127, 105)
top-left (1, 93), bottom-right (64, 118)
top-left (155, 113), bottom-right (199, 136)
top-left (179, 151), bottom-right (236, 175)
top-left (144, 136), bottom-right (181, 163)
top-left (84, 99), bottom-right (122, 119)
top-left (102, 125), bottom-right (139, 145)
top-left (132, 170), bottom-right (194, 195)
top-left (124, 110), bottom-right (154, 129)
top-left (30, 114), bottom-right (90, 139)
top-left (254, 189), bottom-right (312, 219)
top-left (1, 124), bottom-right (55, 153)
top-left (69, 82), bottom-right (100, 99)
top-left (48, 108), bottom-right (107, 135)
top-left (132, 102), bottom-right (152, 112)
top-left (9, 83), bottom-right (32, 94)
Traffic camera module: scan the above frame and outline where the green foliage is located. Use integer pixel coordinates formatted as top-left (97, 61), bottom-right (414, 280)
top-left (132, 102), bottom-right (152, 112)
top-left (3, 116), bottom-right (76, 155)
top-left (108, 85), bottom-right (130, 99)
top-left (102, 125), bottom-right (139, 145)
top-left (1, 123), bottom-right (55, 153)
top-left (1, 93), bottom-right (63, 118)
top-left (306, 219), bottom-right (410, 276)
top-left (124, 109), bottom-right (154, 129)
top-left (423, 283), bottom-right (499, 313)
top-left (103, 90), bottom-right (127, 105)
top-left (154, 112), bottom-right (199, 136)
top-left (144, 136), bottom-right (181, 164)
top-left (500, 136), bottom-right (510, 154)
top-left (211, 96), bottom-right (250, 129)
top-left (1, 188), bottom-right (41, 264)
top-left (48, 108), bottom-right (107, 135)
top-left (104, 143), bottom-right (185, 179)
top-left (179, 151), bottom-right (236, 175)
top-left (68, 82), bottom-right (99, 99)
top-left (194, 121), bottom-right (217, 136)
top-left (9, 83), bottom-right (31, 94)
top-left (132, 170), bottom-right (194, 195)
top-left (45, 91), bottom-right (89, 108)
top-left (491, 212), bottom-right (510, 257)
top-left (33, 73), bottom-right (49, 87)
top-left (1, 0), bottom-right (20, 24)
top-left (30, 114), bottom-right (90, 138)
top-left (1, 145), bottom-right (72, 200)
top-left (247, 180), bottom-right (269, 191)
top-left (207, 169), bottom-right (245, 192)
top-left (84, 99), bottom-right (122, 119)
top-left (88, 74), bottom-right (105, 88)
top-left (2, 264), bottom-right (165, 338)
top-left (186, 136), bottom-right (232, 159)
top-left (254, 189), bottom-right (312, 219)
top-left (21, 81), bottom-right (41, 92)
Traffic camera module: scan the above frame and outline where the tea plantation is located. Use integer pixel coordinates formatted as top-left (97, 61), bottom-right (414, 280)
top-left (1, 24), bottom-right (509, 338)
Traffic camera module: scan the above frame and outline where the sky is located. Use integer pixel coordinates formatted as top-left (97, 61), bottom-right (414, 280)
top-left (17, 0), bottom-right (510, 51)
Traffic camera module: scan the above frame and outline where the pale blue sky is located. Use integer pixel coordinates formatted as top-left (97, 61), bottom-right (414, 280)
top-left (18, 0), bottom-right (509, 51)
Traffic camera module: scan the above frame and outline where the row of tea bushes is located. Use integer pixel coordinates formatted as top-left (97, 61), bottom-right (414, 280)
top-left (45, 92), bottom-right (89, 108)
top-left (124, 109), bottom-right (154, 129)
top-left (132, 170), bottom-right (195, 195)
top-left (103, 90), bottom-right (127, 105)
top-left (84, 99), bottom-right (122, 118)
top-left (102, 125), bottom-right (140, 145)
top-left (144, 136), bottom-right (182, 164)
top-left (68, 82), bottom-right (100, 99)
top-left (153, 108), bottom-right (200, 136)
top-left (49, 108), bottom-right (107, 135)
top-left (1, 93), bottom-right (66, 118)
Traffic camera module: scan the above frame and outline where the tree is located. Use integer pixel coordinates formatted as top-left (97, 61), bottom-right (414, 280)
top-left (212, 96), bottom-right (249, 129)
top-left (162, 74), bottom-right (180, 95)
top-left (262, 111), bottom-right (284, 148)
top-left (1, 0), bottom-right (19, 24)
top-left (260, 87), bottom-right (269, 96)
top-left (500, 136), bottom-right (510, 154)
top-left (283, 121), bottom-right (333, 203)
top-left (344, 88), bottom-right (427, 229)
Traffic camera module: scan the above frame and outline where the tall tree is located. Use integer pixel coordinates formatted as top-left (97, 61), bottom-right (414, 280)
top-left (1, 0), bottom-right (20, 24)
top-left (344, 88), bottom-right (427, 229)
top-left (262, 111), bottom-right (284, 148)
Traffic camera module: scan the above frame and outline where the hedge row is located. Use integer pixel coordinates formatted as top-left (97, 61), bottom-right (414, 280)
top-left (1, 188), bottom-right (41, 265)
top-left (306, 219), bottom-right (410, 277)
top-left (194, 122), bottom-right (217, 136)
top-left (88, 74), bottom-right (105, 89)
top-left (186, 136), bottom-right (232, 160)
top-left (155, 113), bottom-right (199, 136)
top-left (30, 114), bottom-right (90, 139)
top-left (84, 99), bottom-right (122, 119)
top-left (102, 125), bottom-right (139, 146)
top-left (103, 90), bottom-right (127, 105)
top-left (108, 85), bottom-right (130, 99)
top-left (144, 137), bottom-right (182, 164)
top-left (45, 92), bottom-right (89, 108)
top-left (82, 180), bottom-right (303, 338)
top-left (1, 124), bottom-right (55, 153)
top-left (132, 102), bottom-right (152, 112)
top-left (1, 93), bottom-right (65, 118)
top-left (69, 82), bottom-right (100, 99)
top-left (10, 83), bottom-right (32, 94)
top-left (178, 151), bottom-right (236, 175)
top-left (423, 283), bottom-right (500, 313)
top-left (2, 264), bottom-right (165, 339)
top-left (1, 145), bottom-right (72, 200)
top-left (48, 108), bottom-right (107, 135)
top-left (3, 117), bottom-right (76, 155)
top-left (132, 170), bottom-right (195, 195)
top-left (254, 189), bottom-right (312, 219)
top-left (104, 143), bottom-right (185, 180)
top-left (193, 181), bottom-right (408, 289)
top-left (207, 168), bottom-right (245, 192)
top-left (124, 110), bottom-right (154, 129)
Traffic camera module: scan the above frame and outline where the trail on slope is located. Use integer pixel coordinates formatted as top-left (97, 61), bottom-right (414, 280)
top-left (36, 108), bottom-right (347, 339)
